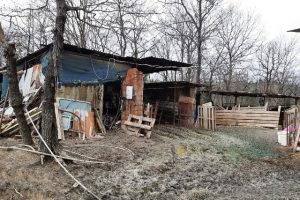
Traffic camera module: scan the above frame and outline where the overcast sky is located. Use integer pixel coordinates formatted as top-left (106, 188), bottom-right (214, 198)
top-left (3, 0), bottom-right (300, 40)
top-left (227, 0), bottom-right (300, 40)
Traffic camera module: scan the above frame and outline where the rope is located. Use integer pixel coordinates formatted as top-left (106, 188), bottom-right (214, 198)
top-left (25, 109), bottom-right (102, 200)
top-left (0, 146), bottom-right (113, 165)
top-left (90, 55), bottom-right (110, 81)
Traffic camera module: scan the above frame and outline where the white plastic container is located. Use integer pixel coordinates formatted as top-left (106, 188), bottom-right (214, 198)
top-left (277, 131), bottom-right (287, 146)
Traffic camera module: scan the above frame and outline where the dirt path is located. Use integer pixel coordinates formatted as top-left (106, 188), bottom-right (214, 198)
top-left (1, 126), bottom-right (300, 199)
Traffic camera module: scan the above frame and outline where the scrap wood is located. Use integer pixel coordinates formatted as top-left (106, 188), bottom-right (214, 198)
top-left (25, 109), bottom-right (103, 200)
top-left (57, 107), bottom-right (86, 139)
top-left (0, 108), bottom-right (42, 136)
top-left (25, 87), bottom-right (43, 109)
top-left (55, 103), bottom-right (64, 140)
top-left (94, 109), bottom-right (106, 134)
top-left (85, 112), bottom-right (95, 138)
top-left (124, 114), bottom-right (155, 138)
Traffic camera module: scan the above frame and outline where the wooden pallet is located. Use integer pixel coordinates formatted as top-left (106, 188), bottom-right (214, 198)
top-left (197, 105), bottom-right (216, 131)
top-left (124, 114), bottom-right (155, 138)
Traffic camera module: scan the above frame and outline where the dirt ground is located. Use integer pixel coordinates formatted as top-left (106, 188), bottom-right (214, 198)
top-left (1, 126), bottom-right (300, 200)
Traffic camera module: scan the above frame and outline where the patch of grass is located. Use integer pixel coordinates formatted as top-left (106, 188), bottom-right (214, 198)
top-left (216, 131), bottom-right (282, 160)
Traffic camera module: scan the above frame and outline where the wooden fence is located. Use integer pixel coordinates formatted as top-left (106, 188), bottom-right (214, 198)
top-left (284, 107), bottom-right (298, 147)
top-left (197, 105), bottom-right (216, 131)
top-left (216, 106), bottom-right (281, 129)
top-left (284, 107), bottom-right (298, 130)
top-left (232, 102), bottom-right (268, 111)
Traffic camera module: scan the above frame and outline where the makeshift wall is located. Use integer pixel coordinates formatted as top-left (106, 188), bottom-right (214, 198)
top-left (216, 109), bottom-right (281, 129)
top-left (121, 68), bottom-right (143, 124)
top-left (56, 85), bottom-right (104, 117)
top-left (144, 85), bottom-right (196, 103)
top-left (1, 51), bottom-right (49, 99)
top-left (143, 83), bottom-right (197, 125)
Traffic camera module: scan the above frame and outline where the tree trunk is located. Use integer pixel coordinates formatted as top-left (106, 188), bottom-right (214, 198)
top-left (5, 43), bottom-right (34, 145)
top-left (40, 0), bottom-right (67, 153)
top-left (196, 0), bottom-right (203, 84)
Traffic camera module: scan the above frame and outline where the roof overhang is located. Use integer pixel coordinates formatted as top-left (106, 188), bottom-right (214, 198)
top-left (16, 43), bottom-right (192, 74)
top-left (287, 28), bottom-right (300, 32)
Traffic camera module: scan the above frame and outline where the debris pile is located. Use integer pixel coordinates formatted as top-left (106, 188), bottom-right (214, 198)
top-left (0, 64), bottom-right (107, 140)
top-left (0, 64), bottom-right (44, 137)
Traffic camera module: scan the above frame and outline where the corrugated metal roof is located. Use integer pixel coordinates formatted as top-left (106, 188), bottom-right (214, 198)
top-left (16, 43), bottom-right (192, 73)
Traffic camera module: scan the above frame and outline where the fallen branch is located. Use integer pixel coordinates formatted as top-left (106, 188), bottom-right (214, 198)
top-left (13, 186), bottom-right (23, 198)
top-left (25, 109), bottom-right (102, 200)
top-left (0, 146), bottom-right (114, 165)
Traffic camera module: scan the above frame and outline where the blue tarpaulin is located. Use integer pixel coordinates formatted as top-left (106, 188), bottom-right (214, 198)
top-left (59, 51), bottom-right (130, 85)
top-left (1, 50), bottom-right (131, 98)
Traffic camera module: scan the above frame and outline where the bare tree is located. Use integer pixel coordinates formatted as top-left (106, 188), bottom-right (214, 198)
top-left (40, 0), bottom-right (68, 153)
top-left (203, 45), bottom-right (224, 89)
top-left (169, 0), bottom-right (221, 83)
top-left (0, 23), bottom-right (34, 145)
top-left (216, 6), bottom-right (259, 91)
top-left (256, 38), bottom-right (299, 94)
top-left (0, 0), bottom-right (55, 55)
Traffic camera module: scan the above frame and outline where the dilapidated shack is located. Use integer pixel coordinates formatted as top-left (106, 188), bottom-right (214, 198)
top-left (0, 43), bottom-right (192, 139)
top-left (144, 81), bottom-right (206, 125)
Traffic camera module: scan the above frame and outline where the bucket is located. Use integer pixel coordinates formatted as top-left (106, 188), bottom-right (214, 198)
top-left (277, 131), bottom-right (287, 146)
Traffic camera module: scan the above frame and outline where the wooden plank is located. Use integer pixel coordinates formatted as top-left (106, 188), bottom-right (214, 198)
top-left (216, 115), bottom-right (279, 120)
top-left (95, 109), bottom-right (106, 134)
top-left (55, 103), bottom-right (65, 140)
top-left (85, 111), bottom-right (95, 138)
top-left (1, 110), bottom-right (42, 135)
top-left (216, 119), bottom-right (279, 123)
top-left (216, 110), bottom-right (278, 114)
top-left (215, 109), bottom-right (280, 129)
top-left (124, 121), bottom-right (152, 130)
top-left (198, 105), bottom-right (216, 131)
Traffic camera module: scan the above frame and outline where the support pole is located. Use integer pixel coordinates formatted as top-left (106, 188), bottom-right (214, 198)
top-left (173, 71), bottom-right (177, 126)
top-left (234, 95), bottom-right (238, 106)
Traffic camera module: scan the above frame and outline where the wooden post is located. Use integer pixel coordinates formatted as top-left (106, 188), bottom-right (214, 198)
top-left (221, 95), bottom-right (224, 107)
top-left (295, 98), bottom-right (299, 106)
top-left (173, 71), bottom-right (177, 126)
top-left (234, 95), bottom-right (238, 106)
